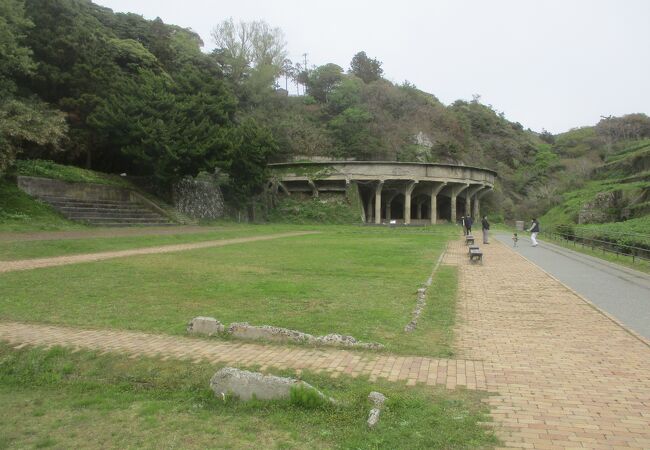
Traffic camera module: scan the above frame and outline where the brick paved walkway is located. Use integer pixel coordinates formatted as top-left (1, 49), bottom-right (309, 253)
top-left (0, 322), bottom-right (485, 389)
top-left (0, 231), bottom-right (317, 273)
top-left (446, 240), bottom-right (650, 449)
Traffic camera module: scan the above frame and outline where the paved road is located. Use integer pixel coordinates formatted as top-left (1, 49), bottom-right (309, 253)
top-left (494, 232), bottom-right (650, 339)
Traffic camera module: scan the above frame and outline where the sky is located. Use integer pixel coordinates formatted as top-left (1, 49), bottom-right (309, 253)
top-left (94, 0), bottom-right (650, 134)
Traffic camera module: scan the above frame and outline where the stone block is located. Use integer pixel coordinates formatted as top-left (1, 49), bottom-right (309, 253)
top-left (367, 391), bottom-right (387, 428)
top-left (368, 391), bottom-right (387, 407)
top-left (210, 367), bottom-right (330, 402)
top-left (227, 322), bottom-right (315, 344)
top-left (187, 317), bottom-right (224, 336)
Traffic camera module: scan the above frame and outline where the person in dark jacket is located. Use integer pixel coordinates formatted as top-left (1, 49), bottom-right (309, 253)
top-left (465, 216), bottom-right (473, 235)
top-left (481, 215), bottom-right (490, 244)
top-left (528, 218), bottom-right (540, 246)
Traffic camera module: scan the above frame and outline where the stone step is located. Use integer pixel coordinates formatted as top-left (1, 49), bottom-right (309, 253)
top-left (39, 196), bottom-right (135, 206)
top-left (75, 216), bottom-right (170, 224)
top-left (55, 206), bottom-right (149, 213)
top-left (64, 211), bottom-right (163, 219)
top-left (94, 222), bottom-right (176, 227)
top-left (36, 194), bottom-right (173, 227)
top-left (43, 200), bottom-right (144, 209)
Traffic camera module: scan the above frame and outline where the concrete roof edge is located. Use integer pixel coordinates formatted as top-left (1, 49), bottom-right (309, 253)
top-left (268, 161), bottom-right (498, 178)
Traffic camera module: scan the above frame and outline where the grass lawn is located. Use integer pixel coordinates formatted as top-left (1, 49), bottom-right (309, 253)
top-left (0, 226), bottom-right (459, 357)
top-left (0, 224), bottom-right (314, 261)
top-left (0, 344), bottom-right (498, 449)
top-left (0, 179), bottom-right (83, 232)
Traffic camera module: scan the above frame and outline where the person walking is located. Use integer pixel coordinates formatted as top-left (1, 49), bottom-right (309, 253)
top-left (466, 215), bottom-right (473, 235)
top-left (460, 215), bottom-right (467, 235)
top-left (481, 215), bottom-right (490, 244)
top-left (528, 218), bottom-right (540, 247)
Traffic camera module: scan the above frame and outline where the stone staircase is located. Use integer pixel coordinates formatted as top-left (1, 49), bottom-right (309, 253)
top-left (39, 195), bottom-right (173, 227)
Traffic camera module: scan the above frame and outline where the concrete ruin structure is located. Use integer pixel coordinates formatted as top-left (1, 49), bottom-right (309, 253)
top-left (268, 161), bottom-right (497, 224)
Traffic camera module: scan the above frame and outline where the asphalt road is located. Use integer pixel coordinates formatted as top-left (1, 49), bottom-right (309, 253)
top-left (494, 232), bottom-right (650, 340)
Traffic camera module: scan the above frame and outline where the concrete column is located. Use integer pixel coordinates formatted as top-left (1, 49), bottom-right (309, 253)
top-left (374, 181), bottom-right (384, 225)
top-left (451, 195), bottom-right (457, 225)
top-left (429, 182), bottom-right (446, 224)
top-left (474, 187), bottom-right (492, 218)
top-left (404, 181), bottom-right (417, 225)
top-left (464, 185), bottom-right (484, 219)
top-left (366, 195), bottom-right (373, 223)
top-left (307, 179), bottom-right (318, 198)
top-left (385, 192), bottom-right (398, 221)
top-left (416, 201), bottom-right (423, 220)
top-left (450, 184), bottom-right (469, 223)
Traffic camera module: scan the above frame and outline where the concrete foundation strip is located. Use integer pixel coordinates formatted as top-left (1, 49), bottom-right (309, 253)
top-left (404, 244), bottom-right (448, 332)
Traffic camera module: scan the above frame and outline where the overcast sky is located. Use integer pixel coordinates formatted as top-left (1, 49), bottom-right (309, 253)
top-left (95, 0), bottom-right (649, 134)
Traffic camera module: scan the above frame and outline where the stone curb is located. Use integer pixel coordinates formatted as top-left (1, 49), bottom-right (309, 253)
top-left (404, 245), bottom-right (447, 333)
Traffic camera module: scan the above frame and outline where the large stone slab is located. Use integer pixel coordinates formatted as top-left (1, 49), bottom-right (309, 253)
top-left (227, 322), bottom-right (314, 343)
top-left (210, 367), bottom-right (329, 402)
top-left (187, 317), bottom-right (224, 336)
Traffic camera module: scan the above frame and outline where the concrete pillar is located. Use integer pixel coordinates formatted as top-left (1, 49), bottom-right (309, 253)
top-left (429, 182), bottom-right (446, 224)
top-left (450, 184), bottom-right (469, 223)
top-left (366, 195), bottom-right (373, 223)
top-left (374, 181), bottom-right (384, 224)
top-left (464, 185), bottom-right (484, 219)
top-left (404, 181), bottom-right (417, 225)
top-left (416, 201), bottom-right (423, 220)
top-left (474, 187), bottom-right (492, 218)
top-left (451, 195), bottom-right (457, 225)
top-left (308, 179), bottom-right (318, 198)
top-left (385, 193), bottom-right (398, 221)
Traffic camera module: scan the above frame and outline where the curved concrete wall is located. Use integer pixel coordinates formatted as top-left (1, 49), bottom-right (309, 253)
top-left (268, 161), bottom-right (497, 224)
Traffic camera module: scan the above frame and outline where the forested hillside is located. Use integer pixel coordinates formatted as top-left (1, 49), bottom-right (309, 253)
top-left (1, 0), bottom-right (649, 229)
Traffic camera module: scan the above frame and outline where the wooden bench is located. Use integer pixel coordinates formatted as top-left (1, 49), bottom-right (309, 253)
top-left (468, 245), bottom-right (480, 255)
top-left (465, 235), bottom-right (475, 245)
top-left (469, 248), bottom-right (483, 263)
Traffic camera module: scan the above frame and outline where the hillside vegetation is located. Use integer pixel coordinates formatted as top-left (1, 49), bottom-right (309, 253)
top-left (538, 116), bottom-right (650, 248)
top-left (1, 0), bottom-right (649, 237)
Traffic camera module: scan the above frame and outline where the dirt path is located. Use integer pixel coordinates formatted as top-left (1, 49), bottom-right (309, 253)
top-left (445, 239), bottom-right (650, 449)
top-left (0, 225), bottom-right (222, 242)
top-left (0, 231), bottom-right (318, 273)
top-left (0, 321), bottom-right (484, 389)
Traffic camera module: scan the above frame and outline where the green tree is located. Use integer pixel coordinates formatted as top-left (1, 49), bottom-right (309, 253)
top-left (222, 119), bottom-right (278, 203)
top-left (349, 51), bottom-right (383, 83)
top-left (328, 107), bottom-right (376, 159)
top-left (305, 63), bottom-right (344, 103)
top-left (211, 18), bottom-right (287, 83)
top-left (0, 0), bottom-right (67, 173)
